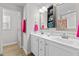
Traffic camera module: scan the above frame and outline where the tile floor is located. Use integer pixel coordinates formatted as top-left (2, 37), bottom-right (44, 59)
top-left (3, 44), bottom-right (33, 56)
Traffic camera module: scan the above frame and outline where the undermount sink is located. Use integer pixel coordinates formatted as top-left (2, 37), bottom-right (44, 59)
top-left (58, 38), bottom-right (79, 45)
top-left (38, 33), bottom-right (79, 46)
top-left (49, 35), bottom-right (74, 44)
top-left (61, 36), bottom-right (68, 39)
top-left (50, 35), bottom-right (62, 39)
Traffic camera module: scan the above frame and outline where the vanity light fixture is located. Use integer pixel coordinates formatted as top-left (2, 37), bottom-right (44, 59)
top-left (42, 6), bottom-right (47, 12)
top-left (39, 6), bottom-right (47, 13)
top-left (39, 9), bottom-right (44, 13)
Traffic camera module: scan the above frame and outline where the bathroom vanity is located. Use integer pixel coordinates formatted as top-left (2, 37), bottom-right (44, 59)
top-left (30, 32), bottom-right (79, 56)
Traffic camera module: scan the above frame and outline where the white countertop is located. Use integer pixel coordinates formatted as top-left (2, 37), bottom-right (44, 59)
top-left (31, 32), bottom-right (79, 50)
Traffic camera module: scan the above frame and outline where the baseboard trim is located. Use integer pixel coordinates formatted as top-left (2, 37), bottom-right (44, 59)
top-left (23, 47), bottom-right (31, 55)
top-left (23, 48), bottom-right (28, 55)
top-left (3, 41), bottom-right (17, 47)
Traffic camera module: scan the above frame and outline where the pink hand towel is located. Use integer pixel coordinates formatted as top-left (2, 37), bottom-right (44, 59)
top-left (42, 25), bottom-right (44, 30)
top-left (77, 25), bottom-right (79, 37)
top-left (76, 19), bottom-right (79, 37)
top-left (22, 19), bottom-right (26, 33)
top-left (34, 24), bottom-right (38, 31)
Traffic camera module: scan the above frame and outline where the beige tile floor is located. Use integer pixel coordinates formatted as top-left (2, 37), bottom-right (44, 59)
top-left (3, 44), bottom-right (33, 56)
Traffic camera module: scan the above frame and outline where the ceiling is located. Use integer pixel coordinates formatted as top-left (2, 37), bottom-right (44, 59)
top-left (10, 3), bottom-right (26, 7)
top-left (0, 3), bottom-right (26, 7)
top-left (30, 3), bottom-right (53, 9)
top-left (0, 3), bottom-right (53, 9)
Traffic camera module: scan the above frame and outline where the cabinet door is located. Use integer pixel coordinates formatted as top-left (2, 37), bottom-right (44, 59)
top-left (45, 40), bottom-right (55, 56)
top-left (39, 38), bottom-right (45, 56)
top-left (52, 42), bottom-right (78, 56)
top-left (31, 35), bottom-right (39, 56)
top-left (45, 40), bottom-right (78, 56)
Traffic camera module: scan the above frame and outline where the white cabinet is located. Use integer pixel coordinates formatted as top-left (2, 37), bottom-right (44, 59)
top-left (45, 40), bottom-right (79, 56)
top-left (31, 35), bottom-right (39, 56)
top-left (31, 34), bottom-right (79, 56)
top-left (39, 38), bottom-right (45, 56)
top-left (45, 40), bottom-right (55, 56)
top-left (31, 35), bottom-right (45, 56)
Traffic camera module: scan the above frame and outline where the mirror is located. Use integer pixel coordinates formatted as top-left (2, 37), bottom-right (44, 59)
top-left (39, 3), bottom-right (77, 31)
top-left (40, 11), bottom-right (47, 30)
top-left (39, 6), bottom-right (48, 30)
top-left (61, 11), bottom-right (77, 30)
top-left (39, 5), bottom-right (56, 30)
top-left (56, 3), bottom-right (77, 31)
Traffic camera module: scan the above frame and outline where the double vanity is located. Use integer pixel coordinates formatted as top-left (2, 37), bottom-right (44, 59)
top-left (30, 32), bottom-right (79, 56)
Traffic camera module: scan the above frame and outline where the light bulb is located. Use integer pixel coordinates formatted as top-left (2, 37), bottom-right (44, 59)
top-left (39, 9), bottom-right (44, 13)
top-left (42, 7), bottom-right (47, 12)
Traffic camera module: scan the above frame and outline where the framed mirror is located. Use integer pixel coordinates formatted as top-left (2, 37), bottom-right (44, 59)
top-left (61, 11), bottom-right (77, 31)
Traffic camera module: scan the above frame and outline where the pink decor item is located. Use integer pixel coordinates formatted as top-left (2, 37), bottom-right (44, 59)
top-left (76, 18), bottom-right (79, 37)
top-left (22, 19), bottom-right (26, 33)
top-left (77, 25), bottom-right (79, 37)
top-left (42, 25), bottom-right (44, 30)
top-left (34, 24), bottom-right (38, 31)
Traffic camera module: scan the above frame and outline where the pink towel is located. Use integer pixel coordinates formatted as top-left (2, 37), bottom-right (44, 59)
top-left (22, 20), bottom-right (26, 33)
top-left (77, 25), bottom-right (79, 37)
top-left (42, 25), bottom-right (44, 30)
top-left (34, 24), bottom-right (38, 31)
top-left (76, 19), bottom-right (79, 37)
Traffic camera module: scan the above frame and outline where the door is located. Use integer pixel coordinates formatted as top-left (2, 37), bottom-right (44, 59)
top-left (2, 8), bottom-right (21, 46)
top-left (16, 12), bottom-right (22, 48)
top-left (45, 40), bottom-right (55, 56)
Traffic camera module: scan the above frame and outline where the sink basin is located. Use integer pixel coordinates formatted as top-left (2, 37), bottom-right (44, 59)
top-left (58, 38), bottom-right (79, 46)
top-left (32, 32), bottom-right (79, 49)
top-left (61, 36), bottom-right (68, 39)
top-left (38, 33), bottom-right (79, 46)
top-left (50, 35), bottom-right (62, 39)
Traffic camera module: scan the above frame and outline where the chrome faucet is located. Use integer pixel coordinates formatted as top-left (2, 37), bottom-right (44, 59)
top-left (40, 30), bottom-right (44, 34)
top-left (62, 33), bottom-right (68, 39)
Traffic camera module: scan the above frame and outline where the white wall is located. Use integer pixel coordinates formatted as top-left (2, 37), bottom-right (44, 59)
top-left (23, 4), bottom-right (40, 51)
top-left (0, 5), bottom-right (23, 46)
top-left (56, 3), bottom-right (76, 19)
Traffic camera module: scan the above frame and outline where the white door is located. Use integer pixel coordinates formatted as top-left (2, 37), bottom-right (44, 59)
top-left (2, 8), bottom-right (22, 47)
top-left (9, 10), bottom-right (22, 48)
top-left (16, 12), bottom-right (22, 48)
